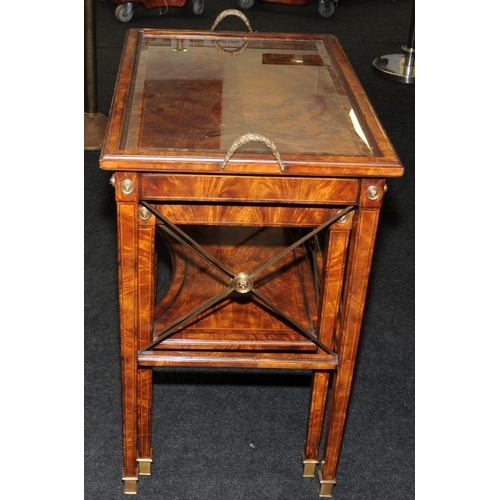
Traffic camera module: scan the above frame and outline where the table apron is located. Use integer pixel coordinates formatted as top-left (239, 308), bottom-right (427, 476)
top-left (139, 174), bottom-right (359, 205)
top-left (147, 203), bottom-right (354, 227)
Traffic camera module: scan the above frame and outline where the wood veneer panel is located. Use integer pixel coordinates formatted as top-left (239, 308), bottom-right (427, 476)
top-left (152, 226), bottom-right (320, 351)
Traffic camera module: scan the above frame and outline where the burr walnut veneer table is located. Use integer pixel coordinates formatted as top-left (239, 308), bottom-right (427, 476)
top-left (99, 25), bottom-right (404, 497)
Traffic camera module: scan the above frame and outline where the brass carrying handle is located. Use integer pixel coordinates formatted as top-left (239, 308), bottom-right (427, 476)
top-left (220, 133), bottom-right (285, 172)
top-left (211, 9), bottom-right (253, 32)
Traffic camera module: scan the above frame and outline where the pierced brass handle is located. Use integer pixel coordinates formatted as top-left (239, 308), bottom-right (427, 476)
top-left (220, 133), bottom-right (285, 172)
top-left (211, 9), bottom-right (253, 32)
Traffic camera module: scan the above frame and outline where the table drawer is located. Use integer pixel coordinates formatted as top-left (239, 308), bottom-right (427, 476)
top-left (140, 174), bottom-right (359, 205)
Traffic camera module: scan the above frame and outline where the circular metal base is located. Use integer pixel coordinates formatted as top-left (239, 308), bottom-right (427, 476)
top-left (372, 53), bottom-right (415, 85)
top-left (84, 112), bottom-right (108, 150)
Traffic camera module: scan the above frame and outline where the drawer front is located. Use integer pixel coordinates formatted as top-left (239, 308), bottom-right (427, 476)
top-left (140, 174), bottom-right (359, 205)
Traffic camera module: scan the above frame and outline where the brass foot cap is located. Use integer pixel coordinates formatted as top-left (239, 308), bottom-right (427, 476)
top-left (122, 470), bottom-right (139, 494)
top-left (123, 478), bottom-right (138, 495)
top-left (137, 457), bottom-right (153, 476)
top-left (317, 469), bottom-right (337, 498)
top-left (301, 451), bottom-right (319, 477)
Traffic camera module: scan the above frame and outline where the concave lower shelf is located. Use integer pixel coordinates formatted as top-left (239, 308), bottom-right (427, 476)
top-left (138, 224), bottom-right (339, 370)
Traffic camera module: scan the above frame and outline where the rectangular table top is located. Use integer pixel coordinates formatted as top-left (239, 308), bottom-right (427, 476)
top-left (100, 28), bottom-right (403, 178)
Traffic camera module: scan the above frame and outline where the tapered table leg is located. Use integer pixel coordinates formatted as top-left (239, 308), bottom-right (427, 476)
top-left (136, 209), bottom-right (157, 475)
top-left (303, 220), bottom-right (352, 477)
top-left (319, 182), bottom-right (385, 497)
top-left (115, 174), bottom-right (142, 493)
top-left (303, 371), bottom-right (330, 476)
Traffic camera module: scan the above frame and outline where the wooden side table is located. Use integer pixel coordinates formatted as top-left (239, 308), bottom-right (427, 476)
top-left (100, 24), bottom-right (404, 497)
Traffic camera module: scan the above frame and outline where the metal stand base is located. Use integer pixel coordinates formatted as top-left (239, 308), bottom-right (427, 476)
top-left (84, 112), bottom-right (108, 150)
top-left (373, 1), bottom-right (415, 85)
top-left (372, 46), bottom-right (415, 85)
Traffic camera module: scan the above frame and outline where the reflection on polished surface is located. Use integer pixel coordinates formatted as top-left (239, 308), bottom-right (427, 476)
top-left (99, 26), bottom-right (405, 497)
top-left (372, 48), bottom-right (415, 85)
top-left (119, 35), bottom-right (374, 156)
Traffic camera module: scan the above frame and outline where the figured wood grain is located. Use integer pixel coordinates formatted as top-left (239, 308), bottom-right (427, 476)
top-left (302, 223), bottom-right (351, 463)
top-left (321, 206), bottom-right (381, 479)
top-left (100, 30), bottom-right (404, 178)
top-left (137, 351), bottom-right (338, 370)
top-left (153, 203), bottom-right (343, 227)
top-left (116, 201), bottom-right (139, 480)
top-left (137, 221), bottom-right (156, 460)
top-left (101, 28), bottom-right (405, 495)
top-left (152, 226), bottom-right (320, 350)
top-left (137, 79), bottom-right (222, 151)
top-left (304, 370), bottom-right (331, 460)
top-left (141, 174), bottom-right (359, 205)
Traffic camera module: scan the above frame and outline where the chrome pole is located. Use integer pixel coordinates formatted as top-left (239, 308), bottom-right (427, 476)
top-left (372, 1), bottom-right (415, 85)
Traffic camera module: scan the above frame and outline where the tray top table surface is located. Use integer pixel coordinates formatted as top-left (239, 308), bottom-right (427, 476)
top-left (100, 28), bottom-right (403, 178)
